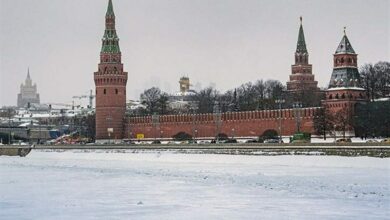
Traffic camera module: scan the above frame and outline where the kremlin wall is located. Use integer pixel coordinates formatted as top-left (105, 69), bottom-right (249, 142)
top-left (125, 108), bottom-right (320, 139)
top-left (95, 1), bottom-right (367, 140)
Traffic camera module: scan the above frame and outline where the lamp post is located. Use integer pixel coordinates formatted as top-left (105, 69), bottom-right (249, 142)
top-left (275, 99), bottom-right (285, 140)
top-left (194, 129), bottom-right (198, 142)
top-left (106, 114), bottom-right (113, 144)
top-left (7, 108), bottom-right (12, 145)
top-left (292, 102), bottom-right (302, 133)
top-left (152, 113), bottom-right (159, 142)
top-left (231, 128), bottom-right (235, 139)
top-left (213, 101), bottom-right (222, 142)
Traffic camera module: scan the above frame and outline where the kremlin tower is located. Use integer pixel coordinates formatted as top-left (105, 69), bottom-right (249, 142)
top-left (324, 28), bottom-right (367, 136)
top-left (287, 17), bottom-right (319, 92)
top-left (94, 0), bottom-right (128, 140)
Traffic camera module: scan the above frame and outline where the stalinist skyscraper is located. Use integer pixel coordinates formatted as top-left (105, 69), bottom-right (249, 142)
top-left (17, 68), bottom-right (40, 108)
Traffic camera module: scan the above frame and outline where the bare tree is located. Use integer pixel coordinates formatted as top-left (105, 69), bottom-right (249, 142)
top-left (194, 87), bottom-right (219, 114)
top-left (360, 61), bottom-right (390, 100)
top-left (313, 106), bottom-right (334, 140)
top-left (140, 87), bottom-right (169, 115)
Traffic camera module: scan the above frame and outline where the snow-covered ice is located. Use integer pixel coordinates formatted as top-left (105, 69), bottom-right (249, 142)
top-left (0, 150), bottom-right (389, 219)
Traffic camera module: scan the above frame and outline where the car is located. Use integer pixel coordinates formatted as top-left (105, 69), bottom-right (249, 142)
top-left (264, 139), bottom-right (283, 144)
top-left (225, 139), bottom-right (238, 143)
top-left (381, 138), bottom-right (390, 144)
top-left (151, 140), bottom-right (161, 144)
top-left (335, 138), bottom-right (352, 143)
top-left (188, 140), bottom-right (197, 144)
top-left (246, 139), bottom-right (258, 143)
top-left (366, 139), bottom-right (378, 143)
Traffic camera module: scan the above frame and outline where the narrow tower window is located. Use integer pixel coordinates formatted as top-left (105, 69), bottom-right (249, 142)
top-left (104, 89), bottom-right (106, 94)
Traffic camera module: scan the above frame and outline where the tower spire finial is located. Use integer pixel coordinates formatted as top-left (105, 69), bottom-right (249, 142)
top-left (344, 26), bottom-right (346, 35)
top-left (106, 0), bottom-right (115, 16)
top-left (27, 67), bottom-right (30, 79)
top-left (296, 17), bottom-right (307, 53)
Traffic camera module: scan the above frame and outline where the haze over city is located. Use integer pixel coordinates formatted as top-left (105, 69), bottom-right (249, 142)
top-left (0, 0), bottom-right (389, 107)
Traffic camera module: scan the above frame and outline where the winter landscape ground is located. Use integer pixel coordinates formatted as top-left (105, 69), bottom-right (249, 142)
top-left (1, 150), bottom-right (389, 220)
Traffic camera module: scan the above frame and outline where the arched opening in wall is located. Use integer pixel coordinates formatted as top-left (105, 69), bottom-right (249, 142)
top-left (341, 57), bottom-right (344, 63)
top-left (114, 67), bottom-right (117, 74)
top-left (104, 89), bottom-right (106, 95)
top-left (348, 58), bottom-right (352, 64)
top-left (104, 67), bottom-right (107, 73)
top-left (341, 93), bottom-right (345, 99)
top-left (329, 94), bottom-right (333, 99)
top-left (115, 89), bottom-right (118, 95)
top-left (348, 94), bottom-right (353, 99)
top-left (359, 93), bottom-right (363, 98)
top-left (335, 93), bottom-right (339, 99)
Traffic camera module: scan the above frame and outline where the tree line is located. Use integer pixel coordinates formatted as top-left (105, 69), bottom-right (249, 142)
top-left (133, 61), bottom-right (389, 138)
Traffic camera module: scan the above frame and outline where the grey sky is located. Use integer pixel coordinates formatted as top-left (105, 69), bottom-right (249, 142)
top-left (0, 0), bottom-right (389, 107)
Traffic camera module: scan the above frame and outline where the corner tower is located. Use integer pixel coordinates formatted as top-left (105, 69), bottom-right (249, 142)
top-left (94, 0), bottom-right (128, 140)
top-left (324, 28), bottom-right (366, 136)
top-left (287, 17), bottom-right (319, 92)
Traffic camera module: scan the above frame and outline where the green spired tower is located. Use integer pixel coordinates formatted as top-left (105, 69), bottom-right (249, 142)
top-left (94, 0), bottom-right (128, 140)
top-left (287, 17), bottom-right (319, 92)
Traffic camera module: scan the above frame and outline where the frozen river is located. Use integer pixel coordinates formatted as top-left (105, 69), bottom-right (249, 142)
top-left (1, 150), bottom-right (389, 219)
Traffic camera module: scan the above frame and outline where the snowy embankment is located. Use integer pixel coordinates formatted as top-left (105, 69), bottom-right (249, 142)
top-left (0, 151), bottom-right (389, 219)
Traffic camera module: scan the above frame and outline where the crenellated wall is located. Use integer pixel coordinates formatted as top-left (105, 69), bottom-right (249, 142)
top-left (124, 107), bottom-right (321, 139)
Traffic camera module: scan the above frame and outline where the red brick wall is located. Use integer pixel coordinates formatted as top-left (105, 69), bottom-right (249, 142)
top-left (124, 107), bottom-right (320, 139)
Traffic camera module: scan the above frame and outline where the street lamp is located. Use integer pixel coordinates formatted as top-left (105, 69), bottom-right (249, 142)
top-left (292, 102), bottom-right (303, 133)
top-left (7, 109), bottom-right (11, 145)
top-left (275, 99), bottom-right (285, 140)
top-left (213, 101), bottom-right (222, 142)
top-left (106, 114), bottom-right (113, 144)
top-left (231, 128), bottom-right (235, 139)
top-left (152, 113), bottom-right (159, 141)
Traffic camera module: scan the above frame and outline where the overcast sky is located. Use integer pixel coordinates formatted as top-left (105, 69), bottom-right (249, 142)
top-left (0, 0), bottom-right (389, 107)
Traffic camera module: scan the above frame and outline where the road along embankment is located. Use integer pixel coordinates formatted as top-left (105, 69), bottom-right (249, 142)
top-left (2, 143), bottom-right (387, 157)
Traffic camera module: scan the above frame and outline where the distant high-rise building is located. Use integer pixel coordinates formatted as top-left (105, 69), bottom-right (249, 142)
top-left (94, 0), bottom-right (128, 140)
top-left (17, 68), bottom-right (40, 108)
top-left (287, 17), bottom-right (319, 92)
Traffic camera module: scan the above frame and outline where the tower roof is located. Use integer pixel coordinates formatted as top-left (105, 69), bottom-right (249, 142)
top-left (106, 0), bottom-right (115, 17)
top-left (101, 0), bottom-right (120, 53)
top-left (27, 68), bottom-right (31, 80)
top-left (335, 28), bottom-right (355, 54)
top-left (296, 17), bottom-right (307, 53)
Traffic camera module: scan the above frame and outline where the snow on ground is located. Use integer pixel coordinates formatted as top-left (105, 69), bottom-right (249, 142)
top-left (0, 151), bottom-right (389, 220)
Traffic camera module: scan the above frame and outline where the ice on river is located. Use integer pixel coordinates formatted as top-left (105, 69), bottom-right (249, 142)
top-left (0, 150), bottom-right (389, 220)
